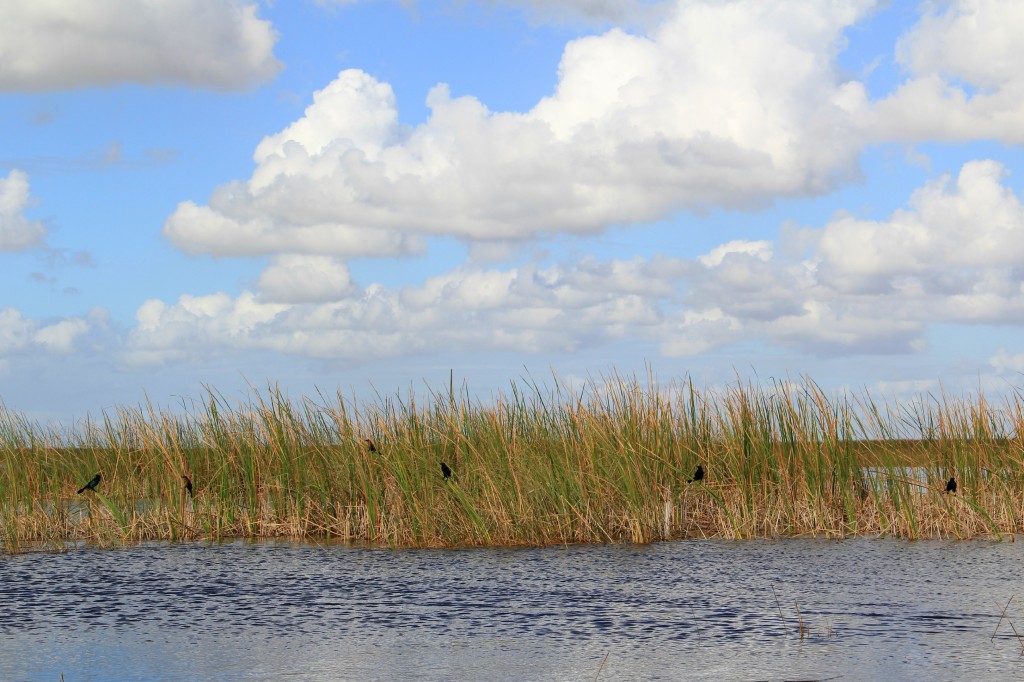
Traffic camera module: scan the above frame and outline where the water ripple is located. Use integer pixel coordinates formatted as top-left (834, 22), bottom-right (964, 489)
top-left (3, 538), bottom-right (1024, 680)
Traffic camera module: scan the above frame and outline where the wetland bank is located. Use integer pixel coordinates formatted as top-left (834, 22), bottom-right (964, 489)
top-left (2, 373), bottom-right (1023, 552)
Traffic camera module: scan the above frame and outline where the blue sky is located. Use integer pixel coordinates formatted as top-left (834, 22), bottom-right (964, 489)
top-left (2, 0), bottom-right (1024, 425)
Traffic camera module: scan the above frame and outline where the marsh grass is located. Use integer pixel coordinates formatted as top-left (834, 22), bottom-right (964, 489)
top-left (1, 373), bottom-right (1022, 552)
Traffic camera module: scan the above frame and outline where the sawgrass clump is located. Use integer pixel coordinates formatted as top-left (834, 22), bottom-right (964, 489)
top-left (1, 373), bottom-right (1022, 552)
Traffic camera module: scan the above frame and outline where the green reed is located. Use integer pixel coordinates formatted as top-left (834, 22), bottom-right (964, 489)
top-left (1, 373), bottom-right (1022, 552)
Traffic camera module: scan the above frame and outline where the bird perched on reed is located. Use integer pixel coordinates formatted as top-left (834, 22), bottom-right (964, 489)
top-left (945, 476), bottom-right (957, 494)
top-left (182, 474), bottom-right (194, 498)
top-left (689, 464), bottom-right (704, 483)
top-left (364, 438), bottom-right (377, 452)
top-left (77, 473), bottom-right (101, 494)
top-left (440, 461), bottom-right (453, 480)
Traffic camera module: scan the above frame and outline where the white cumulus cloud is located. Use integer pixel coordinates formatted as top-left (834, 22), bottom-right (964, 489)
top-left (163, 0), bottom-right (874, 256)
top-left (698, 240), bottom-right (773, 267)
top-left (870, 0), bottom-right (1024, 143)
top-left (990, 349), bottom-right (1024, 374)
top-left (897, 0), bottom-right (1024, 91)
top-left (256, 255), bottom-right (356, 304)
top-left (815, 160), bottom-right (1024, 295)
top-left (670, 159), bottom-right (1024, 356)
top-left (0, 170), bottom-right (46, 251)
top-left (0, 308), bottom-right (92, 359)
top-left (0, 0), bottom-right (280, 91)
top-left (33, 319), bottom-right (90, 354)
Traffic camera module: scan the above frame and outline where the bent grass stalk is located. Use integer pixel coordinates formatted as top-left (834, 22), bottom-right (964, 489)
top-left (1, 372), bottom-right (1023, 552)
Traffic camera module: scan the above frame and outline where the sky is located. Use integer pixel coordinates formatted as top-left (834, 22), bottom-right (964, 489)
top-left (2, 0), bottom-right (1024, 426)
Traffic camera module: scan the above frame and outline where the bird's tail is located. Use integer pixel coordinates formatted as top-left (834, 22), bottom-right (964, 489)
top-left (77, 485), bottom-right (87, 494)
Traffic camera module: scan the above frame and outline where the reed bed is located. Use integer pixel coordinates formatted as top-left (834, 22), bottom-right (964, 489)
top-left (1, 373), bottom-right (1022, 552)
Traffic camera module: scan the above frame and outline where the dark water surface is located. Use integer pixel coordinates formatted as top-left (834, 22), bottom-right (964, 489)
top-left (3, 538), bottom-right (1024, 681)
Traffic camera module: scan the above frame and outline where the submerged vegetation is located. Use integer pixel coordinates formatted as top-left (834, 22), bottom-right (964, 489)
top-left (1, 372), bottom-right (1023, 552)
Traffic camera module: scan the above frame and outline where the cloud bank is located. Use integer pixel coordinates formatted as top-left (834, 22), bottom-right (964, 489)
top-left (140, 159), bottom-right (1024, 364)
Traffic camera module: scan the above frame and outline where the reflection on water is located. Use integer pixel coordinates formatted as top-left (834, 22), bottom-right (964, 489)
top-left (3, 538), bottom-right (1024, 681)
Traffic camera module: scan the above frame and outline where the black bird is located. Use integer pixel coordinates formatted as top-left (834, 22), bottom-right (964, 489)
top-left (689, 464), bottom-right (704, 483)
top-left (183, 474), bottom-right (194, 498)
top-left (364, 438), bottom-right (377, 453)
top-left (945, 476), bottom-right (957, 494)
top-left (77, 473), bottom-right (101, 494)
top-left (440, 461), bottom-right (453, 480)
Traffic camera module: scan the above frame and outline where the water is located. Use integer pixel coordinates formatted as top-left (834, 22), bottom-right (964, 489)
top-left (3, 538), bottom-right (1024, 681)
